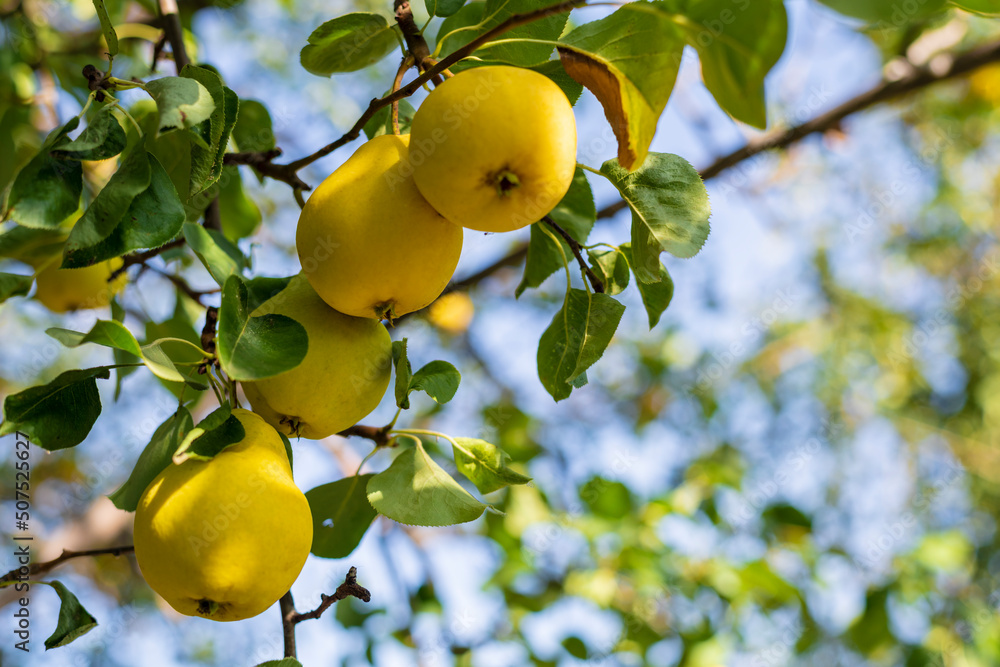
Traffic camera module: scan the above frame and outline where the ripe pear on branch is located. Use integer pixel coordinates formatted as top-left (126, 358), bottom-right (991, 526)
top-left (242, 274), bottom-right (391, 440)
top-left (410, 65), bottom-right (578, 233)
top-left (296, 133), bottom-right (463, 321)
top-left (133, 410), bottom-right (312, 622)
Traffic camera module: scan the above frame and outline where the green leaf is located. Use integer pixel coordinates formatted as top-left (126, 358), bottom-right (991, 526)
top-left (426, 0), bottom-right (466, 17)
top-left (0, 225), bottom-right (65, 262)
top-left (5, 119), bottom-right (83, 228)
top-left (676, 0), bottom-right (787, 128)
top-left (51, 106), bottom-right (126, 161)
top-left (180, 66), bottom-right (233, 195)
top-left (182, 221), bottom-right (244, 285)
top-left (62, 151), bottom-right (185, 268)
top-left (847, 587), bottom-right (891, 655)
top-left (587, 248), bottom-right (630, 296)
top-left (392, 339), bottom-right (414, 409)
top-left (207, 87), bottom-right (239, 192)
top-left (109, 298), bottom-right (136, 400)
top-left (600, 152), bottom-right (710, 282)
top-left (63, 147), bottom-right (149, 258)
top-left (950, 0), bottom-right (1000, 15)
top-left (557, 2), bottom-right (686, 170)
top-left (0, 367), bottom-right (111, 451)
top-left (537, 289), bottom-right (625, 401)
top-left (91, 0), bottom-right (119, 56)
top-left (143, 299), bottom-right (209, 398)
top-left (391, 341), bottom-right (461, 407)
top-left (40, 581), bottom-right (98, 649)
top-left (244, 275), bottom-right (294, 310)
top-left (0, 272), bottom-right (32, 303)
top-left (144, 76), bottom-right (216, 133)
top-left (231, 99), bottom-right (275, 154)
top-left (580, 477), bottom-right (632, 519)
top-left (445, 0), bottom-right (569, 69)
top-left (452, 438), bottom-right (531, 494)
top-left (255, 660), bottom-right (304, 667)
top-left (217, 274), bottom-right (308, 381)
top-left (367, 440), bottom-right (486, 526)
top-left (217, 166), bottom-right (261, 240)
top-left (173, 405), bottom-right (246, 462)
top-left (562, 637), bottom-right (588, 660)
top-left (816, 0), bottom-right (946, 21)
top-left (300, 13), bottom-right (400, 77)
top-left (363, 98), bottom-right (416, 139)
top-left (46, 319), bottom-right (192, 382)
top-left (435, 2), bottom-right (484, 57)
top-left (108, 408), bottom-right (193, 511)
top-left (307, 474), bottom-right (378, 559)
top-left (516, 169), bottom-right (596, 297)
top-left (619, 243), bottom-right (673, 328)
top-left (410, 360), bottom-right (461, 404)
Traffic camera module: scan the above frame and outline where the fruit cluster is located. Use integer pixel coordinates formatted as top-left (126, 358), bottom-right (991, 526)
top-left (132, 65), bottom-right (578, 622)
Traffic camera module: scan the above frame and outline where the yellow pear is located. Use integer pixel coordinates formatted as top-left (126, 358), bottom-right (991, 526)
top-left (33, 256), bottom-right (126, 312)
top-left (409, 66), bottom-right (577, 233)
top-left (133, 409), bottom-right (312, 622)
top-left (242, 274), bottom-right (391, 439)
top-left (295, 134), bottom-right (463, 320)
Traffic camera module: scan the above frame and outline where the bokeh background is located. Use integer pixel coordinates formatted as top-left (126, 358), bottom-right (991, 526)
top-left (2, 0), bottom-right (1000, 665)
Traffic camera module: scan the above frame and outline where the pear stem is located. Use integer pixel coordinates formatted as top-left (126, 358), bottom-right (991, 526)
top-left (391, 55), bottom-right (414, 136)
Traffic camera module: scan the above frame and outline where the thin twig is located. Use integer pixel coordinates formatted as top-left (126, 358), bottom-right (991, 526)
top-left (338, 424), bottom-right (392, 447)
top-left (110, 238), bottom-right (186, 280)
top-left (391, 55), bottom-right (415, 135)
top-left (0, 546), bottom-right (134, 585)
top-left (149, 267), bottom-right (219, 306)
top-left (224, 149), bottom-right (311, 192)
top-left (543, 215), bottom-right (604, 293)
top-left (290, 567), bottom-right (371, 624)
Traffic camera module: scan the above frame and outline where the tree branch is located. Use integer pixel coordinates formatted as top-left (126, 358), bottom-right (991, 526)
top-left (234, 0), bottom-right (586, 182)
top-left (445, 243), bottom-right (529, 294)
top-left (455, 37), bottom-right (1000, 292)
top-left (0, 545), bottom-right (134, 585)
top-left (543, 215), bottom-right (604, 293)
top-left (224, 149), bottom-right (311, 191)
top-left (595, 37), bottom-right (1000, 220)
top-left (394, 1), bottom-right (433, 74)
top-left (290, 567), bottom-right (371, 624)
top-left (110, 238), bottom-right (185, 280)
top-left (338, 424), bottom-right (392, 447)
top-left (157, 0), bottom-right (189, 72)
top-left (279, 590), bottom-right (298, 658)
top-left (149, 267), bottom-right (219, 306)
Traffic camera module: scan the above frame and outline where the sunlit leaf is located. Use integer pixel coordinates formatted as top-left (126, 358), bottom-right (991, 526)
top-left (0, 367), bottom-right (111, 451)
top-left (217, 275), bottom-right (308, 381)
top-left (600, 152), bottom-right (710, 282)
top-left (558, 3), bottom-right (685, 170)
top-left (367, 440), bottom-right (486, 526)
top-left (537, 289), bottom-right (625, 401)
top-left (300, 14), bottom-right (399, 76)
top-left (307, 475), bottom-right (378, 558)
